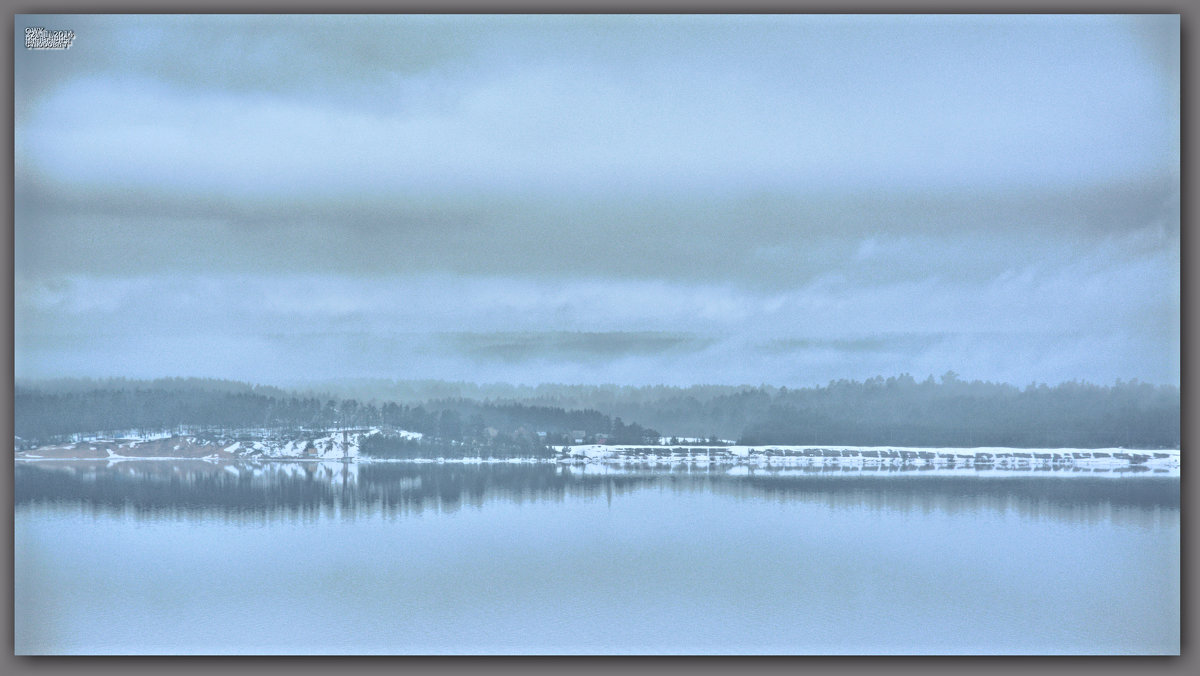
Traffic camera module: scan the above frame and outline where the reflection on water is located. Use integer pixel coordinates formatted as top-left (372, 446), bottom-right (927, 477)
top-left (15, 460), bottom-right (1179, 655)
top-left (15, 460), bottom-right (1179, 525)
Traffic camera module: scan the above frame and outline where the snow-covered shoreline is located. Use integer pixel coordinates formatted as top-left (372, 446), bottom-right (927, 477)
top-left (554, 444), bottom-right (1181, 470)
top-left (13, 428), bottom-right (394, 461)
top-left (14, 431), bottom-right (1180, 476)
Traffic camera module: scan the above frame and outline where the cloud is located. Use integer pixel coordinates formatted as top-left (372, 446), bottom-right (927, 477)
top-left (13, 220), bottom-right (1179, 386)
top-left (13, 174), bottom-right (1178, 293)
top-left (12, 15), bottom-right (1179, 387)
top-left (442, 331), bottom-right (715, 364)
top-left (17, 15), bottom-right (1177, 198)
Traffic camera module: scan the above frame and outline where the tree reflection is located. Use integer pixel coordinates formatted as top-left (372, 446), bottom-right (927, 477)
top-left (15, 460), bottom-right (1179, 525)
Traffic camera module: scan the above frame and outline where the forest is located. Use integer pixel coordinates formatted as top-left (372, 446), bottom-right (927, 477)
top-left (13, 373), bottom-right (1180, 450)
top-left (12, 381), bottom-right (659, 452)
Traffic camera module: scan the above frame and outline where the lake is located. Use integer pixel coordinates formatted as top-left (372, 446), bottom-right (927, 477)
top-left (14, 460), bottom-right (1180, 654)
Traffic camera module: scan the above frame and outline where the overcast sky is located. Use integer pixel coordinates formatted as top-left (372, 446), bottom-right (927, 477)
top-left (14, 14), bottom-right (1179, 387)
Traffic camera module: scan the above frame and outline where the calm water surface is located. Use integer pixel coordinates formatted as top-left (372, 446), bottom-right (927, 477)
top-left (14, 461), bottom-right (1180, 654)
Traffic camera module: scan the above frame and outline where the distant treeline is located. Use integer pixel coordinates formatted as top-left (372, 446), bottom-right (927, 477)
top-left (733, 374), bottom-right (1178, 448)
top-left (281, 379), bottom-right (758, 411)
top-left (12, 386), bottom-right (658, 449)
top-left (14, 373), bottom-right (1179, 449)
top-left (258, 375), bottom-right (1181, 447)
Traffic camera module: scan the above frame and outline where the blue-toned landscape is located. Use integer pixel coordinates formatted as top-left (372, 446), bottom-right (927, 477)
top-left (13, 14), bottom-right (1179, 655)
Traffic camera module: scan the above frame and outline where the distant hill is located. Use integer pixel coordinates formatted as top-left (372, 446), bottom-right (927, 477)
top-left (14, 374), bottom-right (1179, 450)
